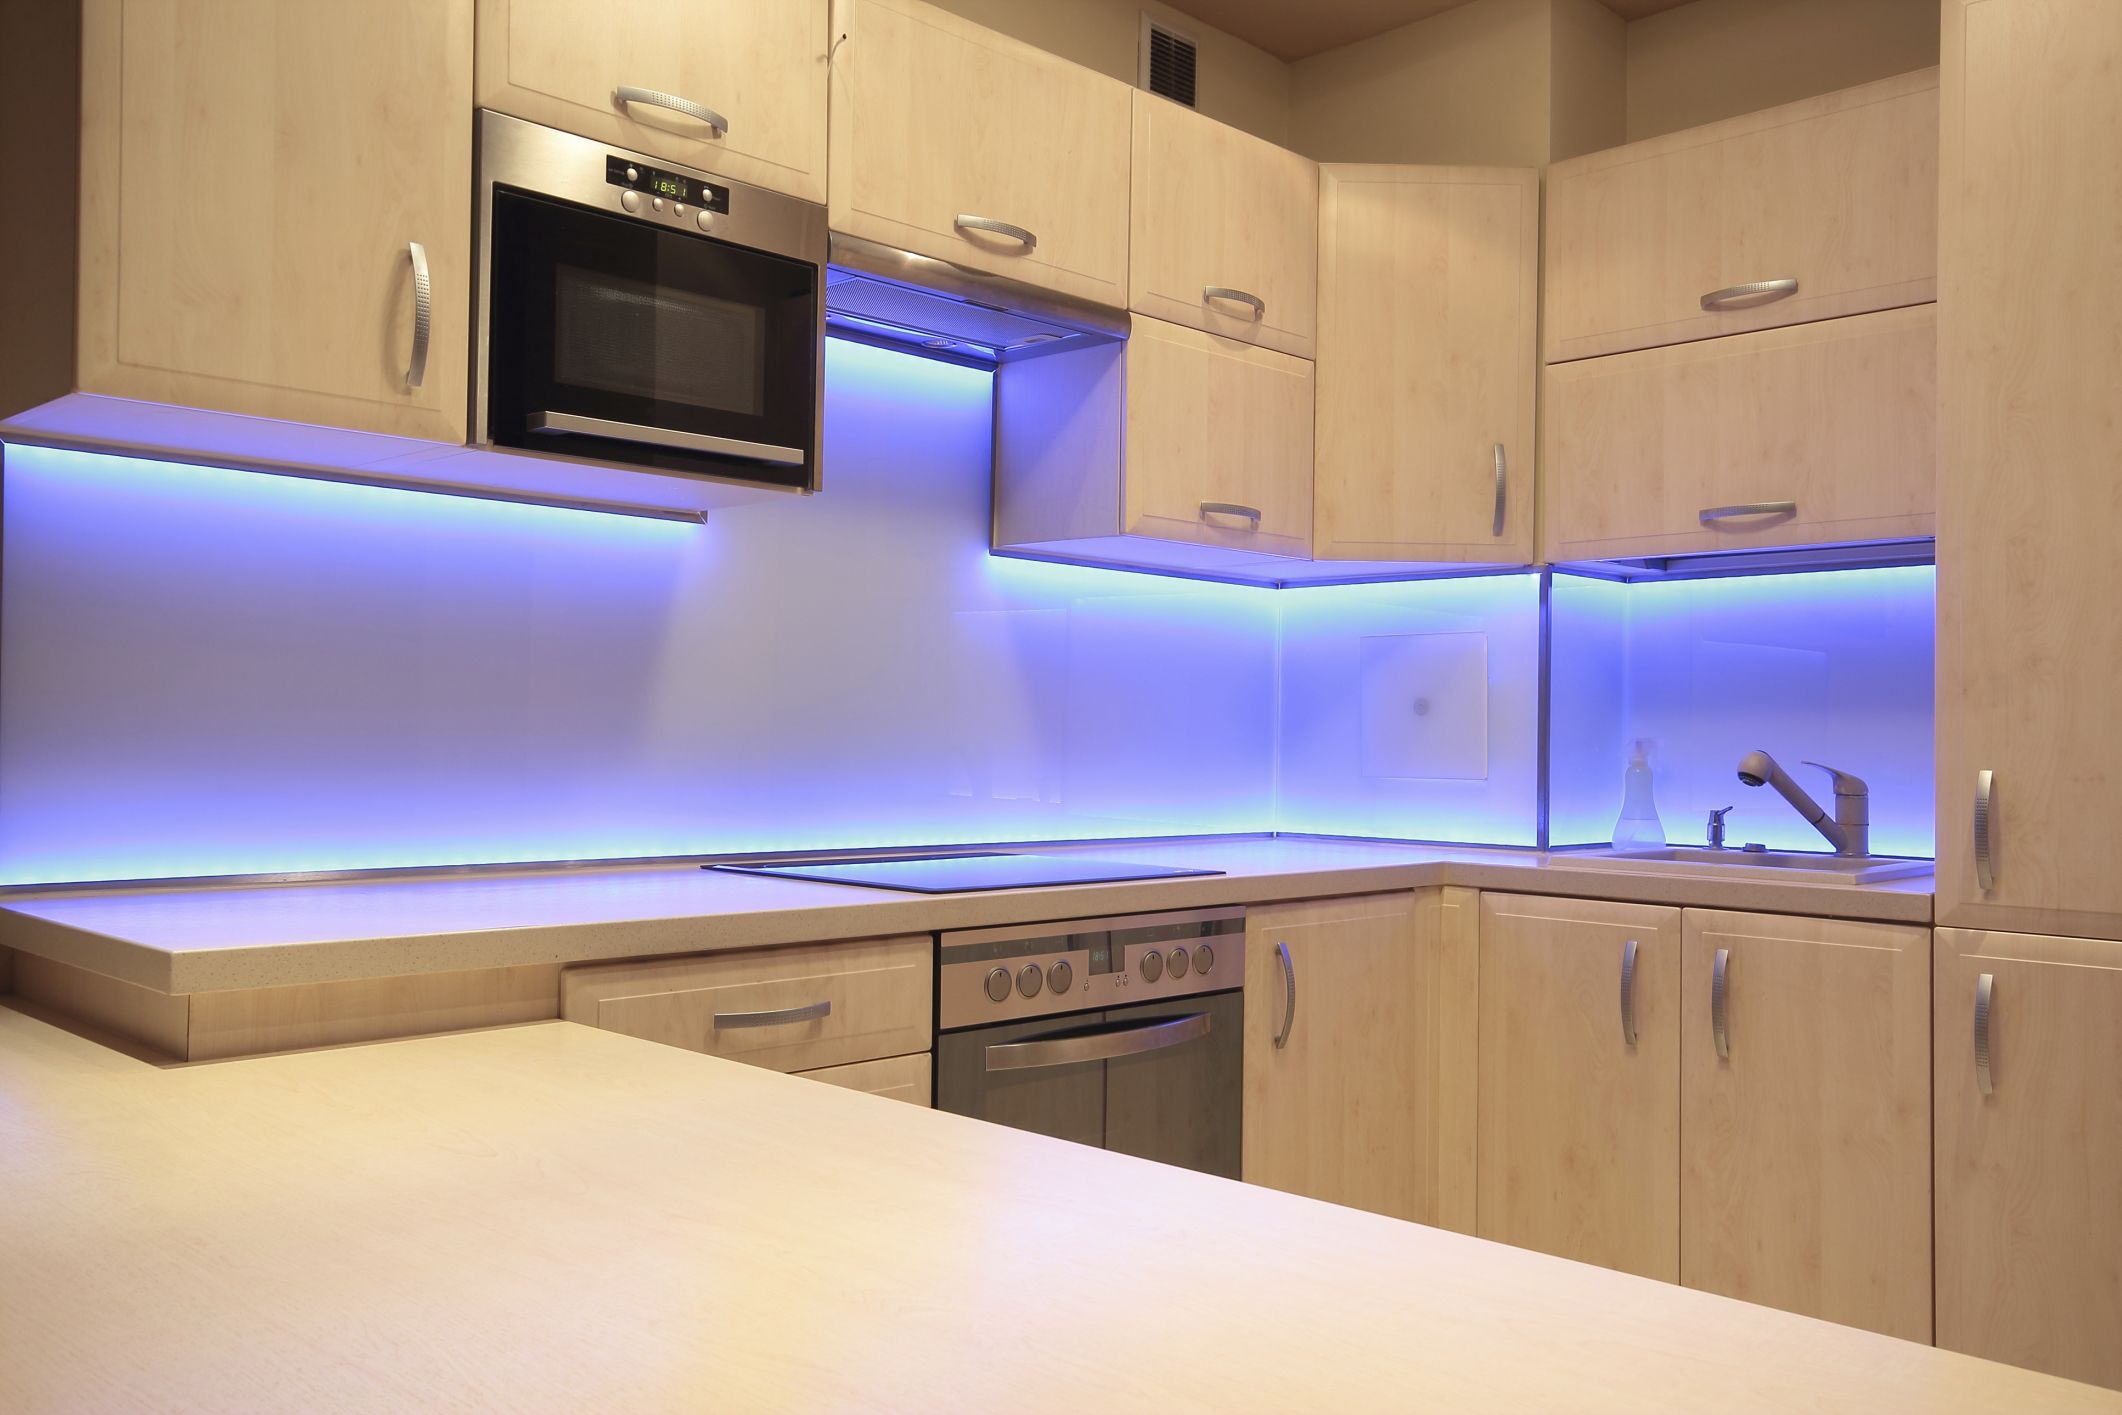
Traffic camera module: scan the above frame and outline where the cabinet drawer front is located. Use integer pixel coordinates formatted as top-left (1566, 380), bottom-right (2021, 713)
top-left (1123, 317), bottom-right (1314, 559)
top-left (1544, 69), bottom-right (1936, 364)
top-left (474, 0), bottom-right (829, 202)
top-left (1130, 92), bottom-right (1317, 358)
top-left (828, 0), bottom-right (1130, 308)
top-left (1542, 304), bottom-right (1934, 563)
top-left (562, 936), bottom-right (931, 1073)
top-left (800, 1051), bottom-right (932, 1107)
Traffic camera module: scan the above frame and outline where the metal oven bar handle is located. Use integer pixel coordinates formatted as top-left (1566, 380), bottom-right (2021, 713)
top-left (528, 411), bottom-right (806, 466)
top-left (984, 1011), bottom-right (1212, 1072)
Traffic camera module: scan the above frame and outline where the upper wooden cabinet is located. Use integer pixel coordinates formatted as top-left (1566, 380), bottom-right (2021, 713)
top-left (1936, 0), bottom-right (2122, 941)
top-left (1314, 165), bottom-right (1539, 567)
top-left (0, 0), bottom-right (472, 450)
top-left (1129, 93), bottom-right (1318, 359)
top-left (828, 0), bottom-right (1130, 309)
top-left (474, 0), bottom-right (829, 202)
top-left (1544, 69), bottom-right (1937, 364)
top-left (1542, 304), bottom-right (1935, 564)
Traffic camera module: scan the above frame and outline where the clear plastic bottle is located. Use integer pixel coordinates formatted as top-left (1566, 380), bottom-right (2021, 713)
top-left (1611, 738), bottom-right (1666, 851)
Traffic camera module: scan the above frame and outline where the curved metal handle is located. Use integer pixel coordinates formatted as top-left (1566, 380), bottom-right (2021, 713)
top-left (1273, 941), bottom-right (1297, 1050)
top-left (984, 1011), bottom-right (1210, 1072)
top-left (1200, 501), bottom-right (1263, 528)
top-left (712, 999), bottom-right (831, 1030)
top-left (404, 241), bottom-right (431, 390)
top-left (1975, 769), bottom-right (1995, 892)
top-left (1701, 278), bottom-right (1798, 311)
top-left (1700, 501), bottom-right (1798, 524)
top-left (1974, 972), bottom-right (1995, 1096)
top-left (953, 214), bottom-right (1037, 251)
top-left (1491, 443), bottom-right (1508, 537)
top-left (1203, 285), bottom-right (1266, 318)
top-left (613, 85), bottom-right (729, 138)
top-left (1711, 947), bottom-right (1731, 1060)
top-left (1620, 938), bottom-right (1640, 1048)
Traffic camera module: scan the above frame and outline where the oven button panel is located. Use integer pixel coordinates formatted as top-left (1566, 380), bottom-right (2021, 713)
top-left (937, 920), bottom-right (1246, 1030)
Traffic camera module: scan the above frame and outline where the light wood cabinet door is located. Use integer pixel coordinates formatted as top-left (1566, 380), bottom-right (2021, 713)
top-left (74, 0), bottom-right (471, 444)
top-left (1130, 92), bottom-right (1317, 358)
top-left (1542, 305), bottom-right (1934, 564)
top-left (1476, 895), bottom-right (1681, 1282)
top-left (1314, 165), bottom-right (1538, 566)
top-left (1935, 927), bottom-right (2122, 1390)
top-left (1124, 316), bottom-right (1314, 561)
top-left (800, 1052), bottom-right (932, 1107)
top-left (1679, 910), bottom-right (1931, 1342)
top-left (475, 0), bottom-right (828, 201)
top-left (1544, 69), bottom-right (1936, 364)
top-left (1936, 0), bottom-right (2122, 942)
top-left (828, 0), bottom-right (1130, 308)
top-left (1243, 889), bottom-right (1476, 1228)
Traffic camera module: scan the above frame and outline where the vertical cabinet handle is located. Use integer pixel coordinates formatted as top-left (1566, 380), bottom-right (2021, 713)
top-left (613, 85), bottom-right (730, 138)
top-left (1711, 947), bottom-right (1732, 1060)
top-left (1619, 938), bottom-right (1640, 1047)
top-left (1974, 769), bottom-right (1996, 892)
top-left (1974, 972), bottom-right (1995, 1096)
top-left (1491, 443), bottom-right (1508, 537)
top-left (1273, 941), bottom-right (1297, 1050)
top-left (404, 241), bottom-right (431, 390)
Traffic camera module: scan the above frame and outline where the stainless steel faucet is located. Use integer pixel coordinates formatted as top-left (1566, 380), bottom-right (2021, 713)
top-left (1706, 806), bottom-right (1734, 849)
top-left (1735, 750), bottom-right (1870, 856)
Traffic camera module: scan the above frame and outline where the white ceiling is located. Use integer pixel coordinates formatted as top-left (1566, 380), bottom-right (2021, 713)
top-left (1163, 0), bottom-right (1700, 61)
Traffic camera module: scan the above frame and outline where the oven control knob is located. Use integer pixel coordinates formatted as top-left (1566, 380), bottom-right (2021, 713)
top-left (1194, 943), bottom-right (1214, 975)
top-left (651, 196), bottom-right (665, 212)
top-left (619, 190), bottom-right (642, 214)
top-left (1017, 963), bottom-right (1043, 999)
top-left (1047, 960), bottom-right (1073, 994)
top-left (1168, 946), bottom-right (1190, 979)
top-left (624, 165), bottom-right (639, 183)
top-left (1139, 950), bottom-right (1163, 983)
top-left (696, 210), bottom-right (715, 232)
top-left (984, 967), bottom-right (1011, 1004)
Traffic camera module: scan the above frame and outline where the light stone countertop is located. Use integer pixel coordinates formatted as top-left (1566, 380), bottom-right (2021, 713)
top-left (0, 835), bottom-right (1935, 994)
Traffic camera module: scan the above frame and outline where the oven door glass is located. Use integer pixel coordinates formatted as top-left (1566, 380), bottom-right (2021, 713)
top-left (486, 188), bottom-right (818, 488)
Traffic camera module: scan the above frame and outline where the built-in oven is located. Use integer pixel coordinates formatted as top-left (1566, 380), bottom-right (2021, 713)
top-left (473, 111), bottom-right (827, 491)
top-left (935, 908), bottom-right (1245, 1179)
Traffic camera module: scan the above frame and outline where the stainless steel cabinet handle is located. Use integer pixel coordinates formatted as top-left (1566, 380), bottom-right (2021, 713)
top-left (1203, 285), bottom-right (1266, 318)
top-left (404, 241), bottom-right (431, 390)
top-left (1974, 972), bottom-right (1996, 1096)
top-left (1274, 941), bottom-right (1297, 1050)
top-left (713, 999), bottom-right (831, 1030)
top-left (1491, 443), bottom-right (1508, 537)
top-left (1199, 501), bottom-right (1263, 528)
top-left (1700, 278), bottom-right (1798, 311)
top-left (1975, 769), bottom-right (1996, 892)
top-left (1620, 938), bottom-right (1640, 1047)
top-left (984, 1011), bottom-right (1210, 1072)
top-left (1711, 947), bottom-right (1732, 1060)
top-left (613, 85), bottom-right (729, 138)
top-left (953, 214), bottom-right (1037, 251)
top-left (1699, 501), bottom-right (1798, 525)
top-left (529, 411), bottom-right (806, 466)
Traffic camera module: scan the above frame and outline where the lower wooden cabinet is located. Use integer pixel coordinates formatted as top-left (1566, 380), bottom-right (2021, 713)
top-left (1242, 889), bottom-right (1476, 1228)
top-left (1936, 927), bottom-right (2122, 1390)
top-left (800, 1051), bottom-right (931, 1107)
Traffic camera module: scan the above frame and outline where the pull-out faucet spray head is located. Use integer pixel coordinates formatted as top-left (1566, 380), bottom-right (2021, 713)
top-left (1735, 750), bottom-right (1869, 856)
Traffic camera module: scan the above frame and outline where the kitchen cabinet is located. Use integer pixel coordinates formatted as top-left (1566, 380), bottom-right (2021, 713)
top-left (1313, 165), bottom-right (1539, 567)
top-left (1680, 910), bottom-right (1930, 1342)
top-left (1476, 894), bottom-right (1682, 1282)
top-left (1935, 926), bottom-right (2122, 1390)
top-left (474, 0), bottom-right (829, 202)
top-left (804, 1052), bottom-right (931, 1106)
top-left (1129, 92), bottom-right (1318, 359)
top-left (1242, 889), bottom-right (1476, 1228)
top-left (827, 0), bottom-right (1130, 309)
top-left (1541, 304), bottom-right (1934, 564)
top-left (0, 0), bottom-right (472, 451)
top-left (1543, 69), bottom-right (1936, 365)
top-left (1936, 0), bottom-right (2122, 943)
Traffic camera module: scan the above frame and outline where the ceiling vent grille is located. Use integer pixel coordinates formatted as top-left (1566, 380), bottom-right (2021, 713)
top-left (1141, 18), bottom-right (1198, 108)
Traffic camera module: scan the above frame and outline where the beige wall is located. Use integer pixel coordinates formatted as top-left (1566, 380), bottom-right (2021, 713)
top-left (1625, 0), bottom-right (1939, 140)
top-left (1549, 0), bottom-right (1626, 161)
top-left (924, 0), bottom-right (1294, 144)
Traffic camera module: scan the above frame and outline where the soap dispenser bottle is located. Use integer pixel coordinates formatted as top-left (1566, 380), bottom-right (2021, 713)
top-left (1611, 739), bottom-right (1666, 851)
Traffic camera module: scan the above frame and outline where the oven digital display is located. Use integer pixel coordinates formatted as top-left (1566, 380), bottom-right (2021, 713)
top-left (604, 155), bottom-right (731, 214)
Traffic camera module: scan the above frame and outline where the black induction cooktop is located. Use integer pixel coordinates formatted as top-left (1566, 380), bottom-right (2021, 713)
top-left (707, 852), bottom-right (1223, 894)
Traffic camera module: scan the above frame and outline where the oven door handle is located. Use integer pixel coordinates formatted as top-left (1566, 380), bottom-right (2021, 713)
top-left (983, 1011), bottom-right (1212, 1073)
top-left (528, 411), bottom-right (807, 467)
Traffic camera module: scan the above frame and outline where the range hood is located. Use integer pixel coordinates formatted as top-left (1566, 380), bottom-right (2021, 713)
top-left (826, 234), bottom-right (1129, 365)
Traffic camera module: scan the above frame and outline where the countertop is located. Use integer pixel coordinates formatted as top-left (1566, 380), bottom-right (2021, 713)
top-left (0, 1005), bottom-right (2100, 1414)
top-left (0, 836), bottom-right (1935, 993)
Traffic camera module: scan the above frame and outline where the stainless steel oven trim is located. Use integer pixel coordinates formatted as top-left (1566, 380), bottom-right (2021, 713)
top-left (527, 411), bottom-right (806, 465)
top-left (471, 109), bottom-right (828, 486)
top-left (939, 905), bottom-right (1245, 954)
top-left (938, 908), bottom-right (1245, 1031)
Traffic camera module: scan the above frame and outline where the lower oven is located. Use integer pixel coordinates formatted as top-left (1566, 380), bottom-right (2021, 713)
top-left (934, 908), bottom-right (1245, 1179)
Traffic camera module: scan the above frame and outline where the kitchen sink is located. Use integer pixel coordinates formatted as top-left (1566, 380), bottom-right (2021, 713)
top-left (1564, 846), bottom-right (1933, 885)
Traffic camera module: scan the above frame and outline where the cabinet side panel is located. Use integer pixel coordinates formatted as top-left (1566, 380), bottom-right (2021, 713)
top-left (0, 0), bottom-right (81, 418)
